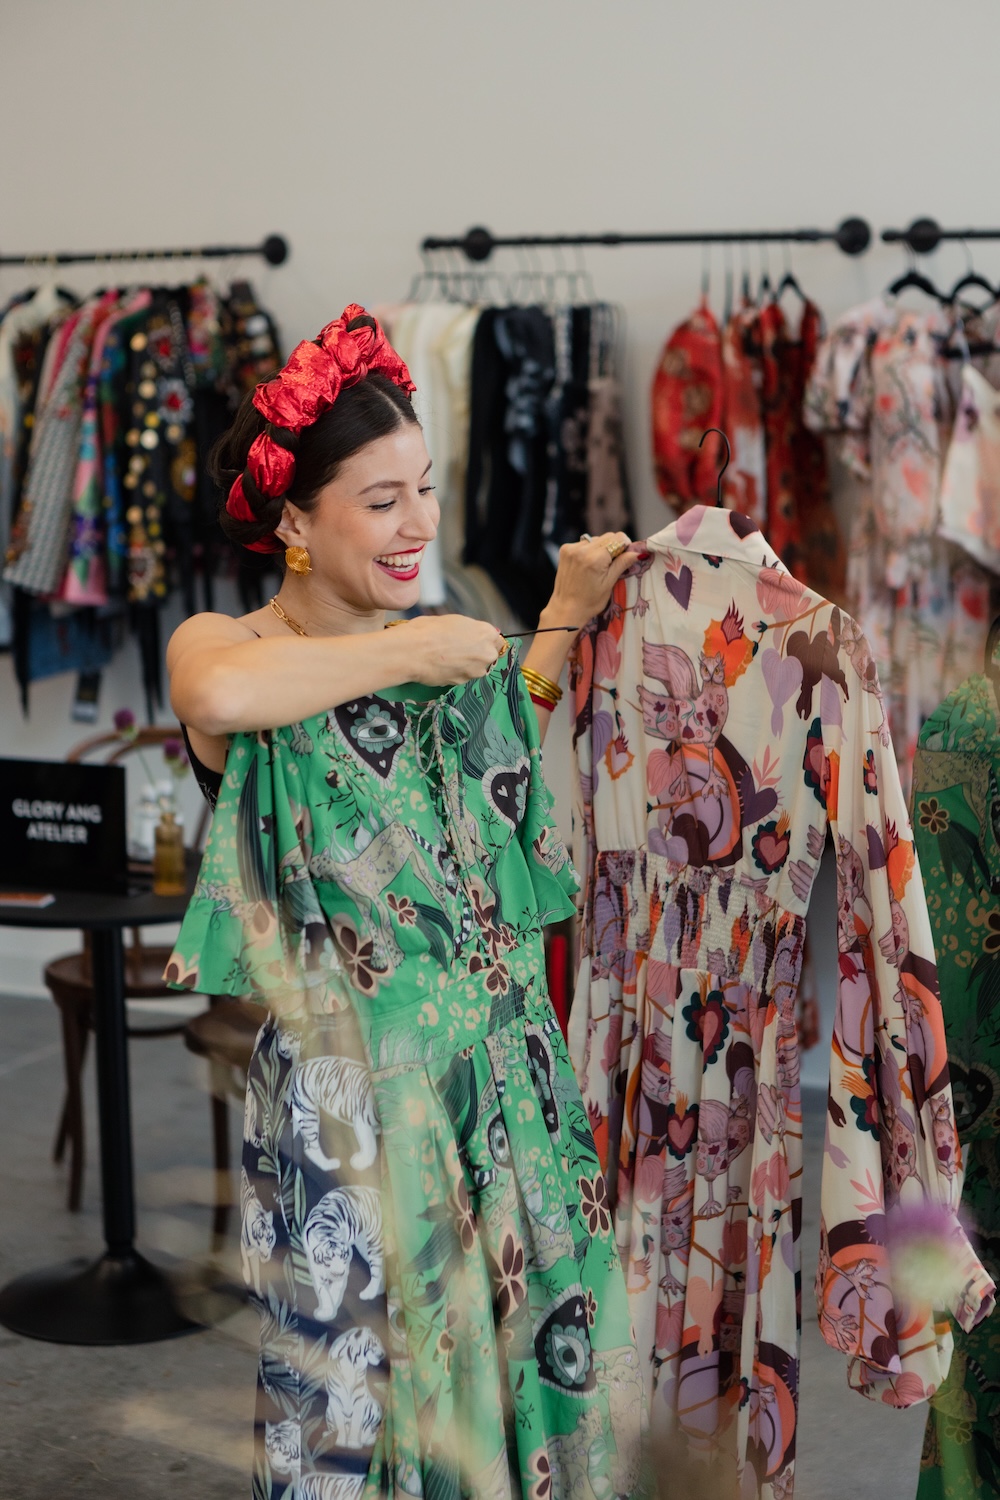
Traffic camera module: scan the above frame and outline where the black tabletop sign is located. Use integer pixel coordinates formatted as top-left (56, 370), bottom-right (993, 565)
top-left (0, 758), bottom-right (128, 895)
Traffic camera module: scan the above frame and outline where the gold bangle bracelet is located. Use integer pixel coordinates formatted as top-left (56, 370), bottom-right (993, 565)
top-left (521, 669), bottom-right (562, 700)
top-left (520, 666), bottom-right (563, 704)
top-left (521, 667), bottom-right (561, 692)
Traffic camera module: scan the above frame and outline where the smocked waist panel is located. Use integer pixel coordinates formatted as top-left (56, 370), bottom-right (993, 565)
top-left (586, 847), bottom-right (806, 991)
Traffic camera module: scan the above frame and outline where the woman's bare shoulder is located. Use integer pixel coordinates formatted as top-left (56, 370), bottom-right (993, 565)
top-left (166, 608), bottom-right (267, 664)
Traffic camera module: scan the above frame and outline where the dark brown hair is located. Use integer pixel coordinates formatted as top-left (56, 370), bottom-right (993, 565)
top-left (212, 313), bottom-right (419, 551)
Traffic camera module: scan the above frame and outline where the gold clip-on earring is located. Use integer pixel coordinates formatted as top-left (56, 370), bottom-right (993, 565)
top-left (285, 546), bottom-right (312, 576)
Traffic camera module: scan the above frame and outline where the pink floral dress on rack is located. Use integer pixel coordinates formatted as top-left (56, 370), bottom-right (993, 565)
top-left (804, 301), bottom-right (994, 790)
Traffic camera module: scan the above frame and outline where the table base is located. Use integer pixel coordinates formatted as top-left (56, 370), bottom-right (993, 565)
top-left (0, 1250), bottom-right (201, 1345)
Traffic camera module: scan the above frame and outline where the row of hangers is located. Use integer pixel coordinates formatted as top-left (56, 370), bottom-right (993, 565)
top-left (408, 238), bottom-right (825, 316)
top-left (409, 235), bottom-right (1000, 350)
top-left (889, 260), bottom-right (999, 306)
top-left (887, 247), bottom-right (1000, 358)
top-left (407, 245), bottom-right (600, 307)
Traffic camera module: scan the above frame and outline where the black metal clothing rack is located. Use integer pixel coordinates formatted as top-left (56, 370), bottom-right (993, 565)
top-left (882, 218), bottom-right (1000, 256)
top-left (0, 233), bottom-right (290, 268)
top-left (421, 219), bottom-right (872, 261)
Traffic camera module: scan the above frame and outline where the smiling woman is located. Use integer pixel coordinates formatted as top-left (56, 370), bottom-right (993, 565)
top-left (164, 306), bottom-right (644, 1499)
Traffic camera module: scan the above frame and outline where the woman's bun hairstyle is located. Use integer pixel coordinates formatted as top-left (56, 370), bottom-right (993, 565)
top-left (214, 313), bottom-right (418, 551)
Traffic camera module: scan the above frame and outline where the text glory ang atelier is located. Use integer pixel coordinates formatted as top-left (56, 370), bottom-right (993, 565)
top-left (11, 798), bottom-right (103, 844)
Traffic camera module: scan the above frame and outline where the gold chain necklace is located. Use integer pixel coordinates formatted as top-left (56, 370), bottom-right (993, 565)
top-left (270, 595), bottom-right (405, 637)
top-left (269, 596), bottom-right (309, 636)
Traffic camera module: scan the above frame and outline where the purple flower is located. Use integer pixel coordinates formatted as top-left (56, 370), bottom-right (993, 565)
top-left (886, 1199), bottom-right (970, 1308)
top-left (113, 707), bottom-right (137, 739)
top-left (163, 738), bottom-right (190, 778)
top-left (885, 1199), bottom-right (961, 1250)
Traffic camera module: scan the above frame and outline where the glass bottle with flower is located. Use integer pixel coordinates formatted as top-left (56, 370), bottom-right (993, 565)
top-left (113, 710), bottom-right (190, 888)
top-left (153, 737), bottom-right (189, 896)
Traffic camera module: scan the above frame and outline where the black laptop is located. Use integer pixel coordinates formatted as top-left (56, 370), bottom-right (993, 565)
top-left (0, 758), bottom-right (129, 895)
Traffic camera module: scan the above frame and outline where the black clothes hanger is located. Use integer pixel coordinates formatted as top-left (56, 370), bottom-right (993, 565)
top-left (948, 268), bottom-right (998, 305)
top-left (943, 240), bottom-right (997, 308)
top-left (888, 259), bottom-right (948, 304)
top-left (776, 267), bottom-right (807, 305)
top-left (699, 427), bottom-right (731, 506)
top-left (775, 242), bottom-right (806, 306)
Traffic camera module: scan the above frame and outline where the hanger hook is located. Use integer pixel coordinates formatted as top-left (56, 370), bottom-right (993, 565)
top-left (699, 426), bottom-right (731, 507)
top-left (758, 240), bottom-right (771, 298)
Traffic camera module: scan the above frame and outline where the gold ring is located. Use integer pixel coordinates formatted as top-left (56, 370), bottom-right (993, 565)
top-left (606, 539), bottom-right (628, 560)
top-left (497, 638), bottom-right (509, 658)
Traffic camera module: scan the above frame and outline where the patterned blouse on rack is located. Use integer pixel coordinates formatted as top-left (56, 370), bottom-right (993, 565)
top-left (804, 299), bottom-right (997, 789)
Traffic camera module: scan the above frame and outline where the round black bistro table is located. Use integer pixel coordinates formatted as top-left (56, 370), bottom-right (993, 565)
top-left (0, 860), bottom-right (201, 1346)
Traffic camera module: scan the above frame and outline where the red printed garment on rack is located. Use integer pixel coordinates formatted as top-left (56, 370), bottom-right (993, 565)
top-left (757, 300), bottom-right (805, 579)
top-left (567, 504), bottom-right (995, 1500)
top-left (784, 300), bottom-right (845, 603)
top-left (651, 300), bottom-right (723, 508)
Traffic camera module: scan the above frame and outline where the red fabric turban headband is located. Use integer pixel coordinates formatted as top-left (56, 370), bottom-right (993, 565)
top-left (225, 303), bottom-right (415, 552)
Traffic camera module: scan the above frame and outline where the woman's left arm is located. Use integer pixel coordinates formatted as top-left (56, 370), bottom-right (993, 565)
top-left (522, 530), bottom-right (642, 744)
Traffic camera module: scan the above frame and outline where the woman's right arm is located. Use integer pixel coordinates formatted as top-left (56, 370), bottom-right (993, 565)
top-left (168, 612), bottom-right (505, 753)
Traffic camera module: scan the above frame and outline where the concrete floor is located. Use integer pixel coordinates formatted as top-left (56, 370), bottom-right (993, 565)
top-left (0, 993), bottom-right (926, 1500)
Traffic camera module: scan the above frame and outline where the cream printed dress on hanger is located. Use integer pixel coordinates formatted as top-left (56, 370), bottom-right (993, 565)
top-left (568, 504), bottom-right (995, 1500)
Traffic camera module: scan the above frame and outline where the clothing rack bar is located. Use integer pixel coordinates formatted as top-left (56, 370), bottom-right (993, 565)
top-left (421, 219), bottom-right (872, 261)
top-left (881, 218), bottom-right (1000, 256)
top-left (0, 233), bottom-right (290, 268)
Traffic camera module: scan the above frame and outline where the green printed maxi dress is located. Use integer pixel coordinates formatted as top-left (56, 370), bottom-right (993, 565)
top-left (167, 651), bottom-right (643, 1500)
top-left (913, 674), bottom-right (1000, 1500)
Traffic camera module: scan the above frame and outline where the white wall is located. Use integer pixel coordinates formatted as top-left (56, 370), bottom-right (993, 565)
top-left (1, 0), bottom-right (998, 1019)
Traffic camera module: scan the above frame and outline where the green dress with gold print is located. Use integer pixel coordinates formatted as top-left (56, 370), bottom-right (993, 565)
top-left (167, 649), bottom-right (643, 1500)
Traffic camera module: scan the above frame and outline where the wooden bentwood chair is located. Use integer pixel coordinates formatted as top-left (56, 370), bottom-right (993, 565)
top-left (182, 998), bottom-right (266, 1246)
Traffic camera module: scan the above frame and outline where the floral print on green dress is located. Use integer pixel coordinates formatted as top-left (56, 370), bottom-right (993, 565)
top-left (167, 651), bottom-right (644, 1499)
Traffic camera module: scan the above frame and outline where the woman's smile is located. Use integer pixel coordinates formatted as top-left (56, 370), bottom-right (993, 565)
top-left (373, 545), bottom-right (424, 581)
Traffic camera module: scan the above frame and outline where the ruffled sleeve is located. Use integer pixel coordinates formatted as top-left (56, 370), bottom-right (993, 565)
top-left (513, 667), bottom-right (579, 925)
top-left (816, 631), bottom-right (995, 1405)
top-left (164, 727), bottom-right (353, 1020)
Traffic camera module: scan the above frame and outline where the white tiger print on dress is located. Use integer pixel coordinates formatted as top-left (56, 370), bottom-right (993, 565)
top-left (275, 1024), bottom-right (301, 1061)
top-left (240, 1166), bottom-right (276, 1295)
top-left (324, 1326), bottom-right (385, 1447)
top-left (263, 1418), bottom-right (300, 1478)
top-left (298, 1474), bottom-right (365, 1500)
top-left (292, 1056), bottom-right (380, 1172)
top-left (303, 1186), bottom-right (384, 1321)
